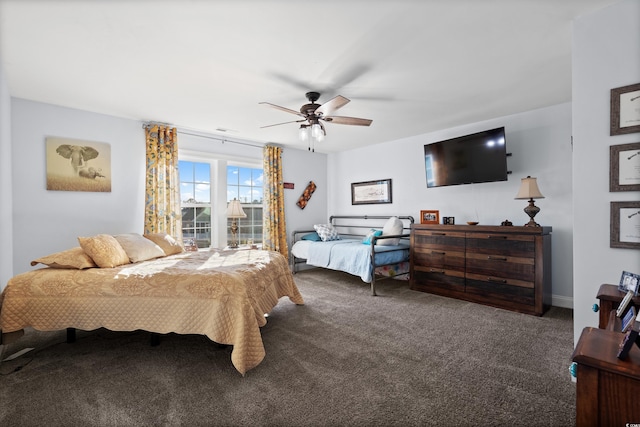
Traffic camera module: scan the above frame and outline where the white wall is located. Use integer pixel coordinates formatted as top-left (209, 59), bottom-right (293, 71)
top-left (0, 59), bottom-right (13, 287)
top-left (7, 99), bottom-right (325, 284)
top-left (572, 0), bottom-right (640, 343)
top-left (10, 99), bottom-right (146, 278)
top-left (328, 103), bottom-right (574, 305)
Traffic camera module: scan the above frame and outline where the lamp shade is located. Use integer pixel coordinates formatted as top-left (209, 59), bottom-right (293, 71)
top-left (515, 176), bottom-right (545, 200)
top-left (226, 198), bottom-right (247, 218)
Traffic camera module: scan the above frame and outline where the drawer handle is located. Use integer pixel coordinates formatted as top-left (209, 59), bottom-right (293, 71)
top-left (487, 235), bottom-right (507, 239)
top-left (429, 269), bottom-right (445, 274)
top-left (487, 277), bottom-right (507, 284)
top-left (431, 251), bottom-right (446, 255)
top-left (487, 256), bottom-right (507, 261)
top-left (431, 232), bottom-right (446, 236)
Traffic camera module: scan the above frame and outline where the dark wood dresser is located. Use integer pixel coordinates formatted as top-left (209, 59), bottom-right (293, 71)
top-left (409, 224), bottom-right (552, 316)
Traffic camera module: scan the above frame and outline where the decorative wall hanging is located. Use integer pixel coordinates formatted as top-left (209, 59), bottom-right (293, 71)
top-left (610, 82), bottom-right (640, 136)
top-left (296, 181), bottom-right (316, 209)
top-left (611, 201), bottom-right (640, 249)
top-left (46, 137), bottom-right (111, 192)
top-left (610, 142), bottom-right (640, 192)
top-left (351, 179), bottom-right (392, 205)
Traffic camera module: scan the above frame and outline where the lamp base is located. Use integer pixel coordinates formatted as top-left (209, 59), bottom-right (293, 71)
top-left (523, 198), bottom-right (541, 227)
top-left (229, 219), bottom-right (240, 248)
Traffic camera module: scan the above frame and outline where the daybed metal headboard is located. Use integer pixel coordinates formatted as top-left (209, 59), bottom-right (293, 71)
top-left (328, 215), bottom-right (414, 239)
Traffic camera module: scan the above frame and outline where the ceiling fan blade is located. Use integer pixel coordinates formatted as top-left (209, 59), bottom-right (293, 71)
top-left (260, 119), bottom-right (306, 129)
top-left (324, 116), bottom-right (372, 126)
top-left (259, 102), bottom-right (305, 118)
top-left (315, 95), bottom-right (350, 117)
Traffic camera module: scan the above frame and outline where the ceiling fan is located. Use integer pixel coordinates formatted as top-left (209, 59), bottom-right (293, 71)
top-left (259, 92), bottom-right (372, 151)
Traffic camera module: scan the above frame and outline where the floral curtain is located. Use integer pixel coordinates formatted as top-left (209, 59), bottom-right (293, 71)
top-left (262, 145), bottom-right (288, 257)
top-left (144, 124), bottom-right (182, 241)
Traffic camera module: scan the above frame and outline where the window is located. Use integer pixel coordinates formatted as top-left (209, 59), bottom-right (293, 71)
top-left (179, 161), bottom-right (211, 248)
top-left (226, 166), bottom-right (263, 245)
top-left (178, 159), bottom-right (263, 248)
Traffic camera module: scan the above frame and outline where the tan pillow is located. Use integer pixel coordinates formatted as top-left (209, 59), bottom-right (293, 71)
top-left (113, 233), bottom-right (166, 263)
top-left (144, 232), bottom-right (185, 255)
top-left (78, 234), bottom-right (130, 268)
top-left (30, 246), bottom-right (97, 269)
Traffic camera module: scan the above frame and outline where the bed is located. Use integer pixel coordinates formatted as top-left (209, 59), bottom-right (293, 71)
top-left (290, 215), bottom-right (414, 295)
top-left (0, 234), bottom-right (304, 375)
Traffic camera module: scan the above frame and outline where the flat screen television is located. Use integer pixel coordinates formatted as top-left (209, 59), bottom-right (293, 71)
top-left (424, 127), bottom-right (509, 188)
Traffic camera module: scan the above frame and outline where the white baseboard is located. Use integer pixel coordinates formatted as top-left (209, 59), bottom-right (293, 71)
top-left (552, 294), bottom-right (573, 309)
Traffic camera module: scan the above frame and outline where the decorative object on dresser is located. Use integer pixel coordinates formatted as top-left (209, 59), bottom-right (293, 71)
top-left (514, 176), bottom-right (545, 227)
top-left (410, 224), bottom-right (552, 316)
top-left (595, 283), bottom-right (640, 330)
top-left (618, 270), bottom-right (640, 293)
top-left (226, 198), bottom-right (247, 248)
top-left (420, 210), bottom-right (439, 224)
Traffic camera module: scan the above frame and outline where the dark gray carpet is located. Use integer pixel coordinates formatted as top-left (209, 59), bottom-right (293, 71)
top-left (0, 268), bottom-right (575, 426)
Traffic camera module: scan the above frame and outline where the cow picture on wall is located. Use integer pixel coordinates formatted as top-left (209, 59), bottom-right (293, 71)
top-left (45, 136), bottom-right (111, 192)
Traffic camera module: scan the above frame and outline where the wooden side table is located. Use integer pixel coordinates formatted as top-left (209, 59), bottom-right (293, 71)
top-left (596, 284), bottom-right (640, 330)
top-left (572, 327), bottom-right (640, 426)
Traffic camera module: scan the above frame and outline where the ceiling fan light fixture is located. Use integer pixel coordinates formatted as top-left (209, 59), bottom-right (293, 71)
top-left (299, 125), bottom-right (309, 141)
top-left (311, 123), bottom-right (323, 139)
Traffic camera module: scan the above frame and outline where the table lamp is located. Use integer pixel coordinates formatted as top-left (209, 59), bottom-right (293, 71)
top-left (226, 198), bottom-right (247, 248)
top-left (514, 176), bottom-right (545, 227)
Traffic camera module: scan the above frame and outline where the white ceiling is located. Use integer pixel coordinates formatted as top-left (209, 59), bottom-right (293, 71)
top-left (0, 0), bottom-right (618, 153)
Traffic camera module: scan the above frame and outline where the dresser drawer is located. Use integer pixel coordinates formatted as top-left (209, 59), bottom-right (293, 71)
top-left (413, 230), bottom-right (465, 252)
top-left (465, 252), bottom-right (535, 282)
top-left (411, 267), bottom-right (465, 293)
top-left (465, 275), bottom-right (535, 306)
top-left (466, 233), bottom-right (534, 258)
top-left (412, 248), bottom-right (465, 270)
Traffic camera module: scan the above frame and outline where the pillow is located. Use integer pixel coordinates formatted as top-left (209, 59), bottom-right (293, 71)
top-left (114, 233), bottom-right (166, 263)
top-left (143, 232), bottom-right (185, 255)
top-left (78, 234), bottom-right (131, 268)
top-left (362, 229), bottom-right (383, 245)
top-left (313, 224), bottom-right (341, 242)
top-left (301, 232), bottom-right (322, 242)
top-left (30, 246), bottom-right (97, 269)
top-left (377, 216), bottom-right (404, 246)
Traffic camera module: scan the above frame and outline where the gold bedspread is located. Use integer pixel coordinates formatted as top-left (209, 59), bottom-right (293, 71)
top-left (0, 249), bottom-right (304, 375)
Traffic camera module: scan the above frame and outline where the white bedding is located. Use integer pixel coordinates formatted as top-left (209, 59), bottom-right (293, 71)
top-left (291, 239), bottom-right (410, 282)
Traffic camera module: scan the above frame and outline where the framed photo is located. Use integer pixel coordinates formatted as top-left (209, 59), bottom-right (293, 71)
top-left (611, 201), bottom-right (640, 249)
top-left (611, 83), bottom-right (640, 136)
top-left (619, 270), bottom-right (640, 294)
top-left (622, 306), bottom-right (637, 333)
top-left (420, 210), bottom-right (440, 224)
top-left (351, 179), bottom-right (392, 205)
top-left (45, 136), bottom-right (111, 192)
top-left (610, 142), bottom-right (640, 192)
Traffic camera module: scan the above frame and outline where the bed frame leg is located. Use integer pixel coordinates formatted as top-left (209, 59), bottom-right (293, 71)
top-left (66, 328), bottom-right (76, 343)
top-left (371, 278), bottom-right (377, 296)
top-left (150, 333), bottom-right (160, 347)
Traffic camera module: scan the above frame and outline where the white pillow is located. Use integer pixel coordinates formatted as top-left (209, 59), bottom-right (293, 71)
top-left (113, 233), bottom-right (166, 263)
top-left (313, 224), bottom-right (341, 242)
top-left (377, 217), bottom-right (403, 246)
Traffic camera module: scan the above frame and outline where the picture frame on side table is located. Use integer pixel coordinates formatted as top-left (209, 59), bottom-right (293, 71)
top-left (610, 142), bottom-right (640, 192)
top-left (611, 201), bottom-right (640, 249)
top-left (611, 83), bottom-right (640, 136)
top-left (618, 270), bottom-right (640, 294)
top-left (420, 210), bottom-right (440, 224)
top-left (351, 179), bottom-right (392, 205)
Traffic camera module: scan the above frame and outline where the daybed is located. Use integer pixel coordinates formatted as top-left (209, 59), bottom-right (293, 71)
top-left (0, 233), bottom-right (304, 375)
top-left (290, 215), bottom-right (413, 295)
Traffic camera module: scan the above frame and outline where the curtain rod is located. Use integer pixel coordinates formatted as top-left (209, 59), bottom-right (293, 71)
top-left (142, 122), bottom-right (265, 149)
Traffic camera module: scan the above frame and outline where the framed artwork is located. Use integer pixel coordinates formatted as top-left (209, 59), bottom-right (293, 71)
top-left (610, 142), bottom-right (640, 192)
top-left (611, 201), bottom-right (640, 249)
top-left (611, 83), bottom-right (640, 136)
top-left (351, 179), bottom-right (392, 205)
top-left (46, 137), bottom-right (111, 192)
top-left (420, 210), bottom-right (440, 224)
top-left (618, 270), bottom-right (640, 294)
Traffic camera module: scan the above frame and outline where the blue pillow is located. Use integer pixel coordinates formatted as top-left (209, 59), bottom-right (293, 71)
top-left (362, 229), bottom-right (383, 245)
top-left (301, 232), bottom-right (322, 242)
